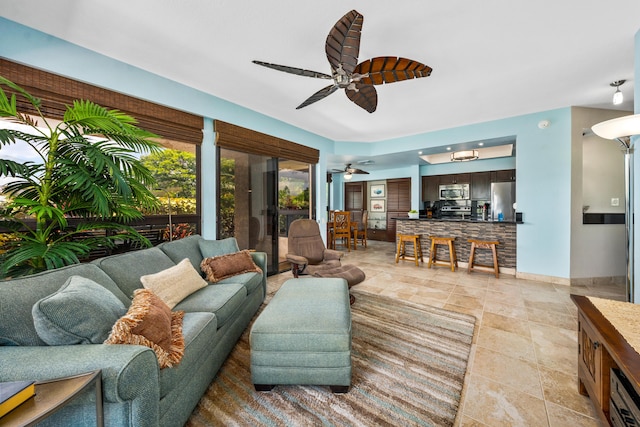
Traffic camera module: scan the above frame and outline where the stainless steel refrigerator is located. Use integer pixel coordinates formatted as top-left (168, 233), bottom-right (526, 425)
top-left (491, 182), bottom-right (516, 221)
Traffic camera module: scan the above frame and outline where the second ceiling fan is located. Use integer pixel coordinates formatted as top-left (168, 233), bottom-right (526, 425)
top-left (253, 10), bottom-right (433, 113)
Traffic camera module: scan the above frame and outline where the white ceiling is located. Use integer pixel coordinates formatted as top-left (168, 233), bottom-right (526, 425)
top-left (2, 0), bottom-right (639, 171)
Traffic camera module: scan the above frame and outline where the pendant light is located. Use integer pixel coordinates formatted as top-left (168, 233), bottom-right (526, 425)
top-left (611, 80), bottom-right (625, 105)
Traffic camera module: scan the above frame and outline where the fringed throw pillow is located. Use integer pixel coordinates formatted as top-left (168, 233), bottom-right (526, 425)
top-left (200, 250), bottom-right (262, 283)
top-left (105, 289), bottom-right (185, 369)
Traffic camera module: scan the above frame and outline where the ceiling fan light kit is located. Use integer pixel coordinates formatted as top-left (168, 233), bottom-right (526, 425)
top-left (451, 150), bottom-right (479, 162)
top-left (253, 10), bottom-right (432, 113)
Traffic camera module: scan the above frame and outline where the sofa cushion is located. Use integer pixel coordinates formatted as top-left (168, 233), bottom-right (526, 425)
top-left (0, 263), bottom-right (129, 346)
top-left (94, 247), bottom-right (177, 299)
top-left (198, 237), bottom-right (239, 259)
top-left (141, 258), bottom-right (208, 309)
top-left (105, 289), bottom-right (185, 369)
top-left (158, 235), bottom-right (204, 272)
top-left (32, 275), bottom-right (127, 345)
top-left (158, 312), bottom-right (217, 398)
top-left (200, 250), bottom-right (262, 283)
top-left (173, 283), bottom-right (246, 328)
top-left (216, 271), bottom-right (263, 295)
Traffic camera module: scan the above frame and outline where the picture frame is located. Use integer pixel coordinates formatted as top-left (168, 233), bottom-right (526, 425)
top-left (370, 199), bottom-right (385, 213)
top-left (370, 184), bottom-right (385, 198)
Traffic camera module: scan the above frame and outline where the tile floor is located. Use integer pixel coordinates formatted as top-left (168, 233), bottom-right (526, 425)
top-left (267, 240), bottom-right (626, 427)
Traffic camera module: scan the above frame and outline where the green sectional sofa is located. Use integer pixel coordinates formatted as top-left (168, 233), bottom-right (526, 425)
top-left (0, 235), bottom-right (267, 427)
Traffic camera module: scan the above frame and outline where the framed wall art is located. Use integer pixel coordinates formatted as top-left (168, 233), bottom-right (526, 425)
top-left (370, 184), bottom-right (385, 198)
top-left (370, 199), bottom-right (385, 213)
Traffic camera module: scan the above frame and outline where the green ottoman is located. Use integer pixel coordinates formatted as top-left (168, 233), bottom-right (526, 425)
top-left (250, 277), bottom-right (352, 393)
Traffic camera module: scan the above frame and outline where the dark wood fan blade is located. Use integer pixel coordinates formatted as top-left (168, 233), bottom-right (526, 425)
top-left (325, 10), bottom-right (363, 75)
top-left (252, 61), bottom-right (332, 79)
top-left (354, 57), bottom-right (433, 85)
top-left (349, 168), bottom-right (369, 174)
top-left (345, 82), bottom-right (377, 113)
top-left (296, 84), bottom-right (339, 109)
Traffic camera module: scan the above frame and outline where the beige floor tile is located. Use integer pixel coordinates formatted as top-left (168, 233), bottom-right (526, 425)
top-left (483, 299), bottom-right (530, 320)
top-left (463, 375), bottom-right (549, 427)
top-left (481, 312), bottom-right (531, 338)
top-left (527, 306), bottom-right (577, 330)
top-left (458, 415), bottom-right (491, 426)
top-left (539, 366), bottom-right (600, 418)
top-left (472, 347), bottom-right (543, 398)
top-left (447, 293), bottom-right (485, 311)
top-left (477, 325), bottom-right (537, 362)
top-left (546, 402), bottom-right (603, 427)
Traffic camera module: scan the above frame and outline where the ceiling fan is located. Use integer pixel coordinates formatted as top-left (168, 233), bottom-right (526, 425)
top-left (253, 10), bottom-right (432, 113)
top-left (330, 163), bottom-right (370, 175)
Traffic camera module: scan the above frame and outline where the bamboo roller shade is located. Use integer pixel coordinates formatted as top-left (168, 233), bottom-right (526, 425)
top-left (214, 120), bottom-right (319, 165)
top-left (0, 58), bottom-right (203, 145)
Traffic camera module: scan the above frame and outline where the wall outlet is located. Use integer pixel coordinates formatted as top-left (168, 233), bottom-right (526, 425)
top-left (611, 198), bottom-right (620, 207)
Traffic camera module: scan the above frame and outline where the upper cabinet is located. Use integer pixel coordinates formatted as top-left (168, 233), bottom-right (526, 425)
top-left (439, 173), bottom-right (471, 185)
top-left (421, 169), bottom-right (515, 202)
top-left (492, 169), bottom-right (516, 182)
top-left (422, 175), bottom-right (440, 203)
top-left (471, 172), bottom-right (491, 200)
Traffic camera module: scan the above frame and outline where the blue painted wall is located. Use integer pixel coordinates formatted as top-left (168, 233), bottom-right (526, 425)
top-left (0, 18), bottom-right (591, 281)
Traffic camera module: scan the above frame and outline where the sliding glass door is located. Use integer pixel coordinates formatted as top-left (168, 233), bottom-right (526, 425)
top-left (218, 148), bottom-right (312, 274)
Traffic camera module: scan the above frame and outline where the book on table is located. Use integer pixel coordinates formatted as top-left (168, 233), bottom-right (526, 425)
top-left (0, 380), bottom-right (36, 418)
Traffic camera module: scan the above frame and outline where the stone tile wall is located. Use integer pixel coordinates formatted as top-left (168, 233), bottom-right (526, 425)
top-left (395, 219), bottom-right (517, 269)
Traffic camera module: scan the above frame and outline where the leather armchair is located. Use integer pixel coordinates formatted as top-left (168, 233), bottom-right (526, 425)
top-left (286, 219), bottom-right (343, 277)
top-left (286, 219), bottom-right (366, 296)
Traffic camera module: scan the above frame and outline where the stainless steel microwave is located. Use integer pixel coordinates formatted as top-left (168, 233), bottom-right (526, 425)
top-left (439, 184), bottom-right (469, 200)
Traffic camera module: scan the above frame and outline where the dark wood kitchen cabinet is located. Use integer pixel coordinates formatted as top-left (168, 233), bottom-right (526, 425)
top-left (471, 172), bottom-right (491, 200)
top-left (422, 175), bottom-right (440, 203)
top-left (439, 173), bottom-right (471, 185)
top-left (491, 169), bottom-right (516, 182)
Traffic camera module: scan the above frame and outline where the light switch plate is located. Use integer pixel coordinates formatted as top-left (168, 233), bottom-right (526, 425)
top-left (611, 198), bottom-right (620, 207)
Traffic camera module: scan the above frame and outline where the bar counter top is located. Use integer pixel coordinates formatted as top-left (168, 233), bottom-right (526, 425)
top-left (395, 217), bottom-right (520, 224)
top-left (395, 216), bottom-right (517, 270)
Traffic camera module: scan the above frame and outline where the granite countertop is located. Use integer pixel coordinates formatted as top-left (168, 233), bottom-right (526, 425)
top-left (394, 217), bottom-right (520, 224)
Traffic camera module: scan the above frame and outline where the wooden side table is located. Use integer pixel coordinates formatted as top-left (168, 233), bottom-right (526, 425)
top-left (0, 370), bottom-right (103, 427)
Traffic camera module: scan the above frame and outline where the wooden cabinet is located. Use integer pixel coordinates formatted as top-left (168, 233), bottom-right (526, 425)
top-left (471, 172), bottom-right (491, 200)
top-left (439, 173), bottom-right (470, 185)
top-left (386, 178), bottom-right (411, 242)
top-left (491, 169), bottom-right (516, 182)
top-left (344, 182), bottom-right (364, 211)
top-left (422, 175), bottom-right (439, 203)
top-left (572, 295), bottom-right (640, 426)
top-left (367, 228), bottom-right (388, 241)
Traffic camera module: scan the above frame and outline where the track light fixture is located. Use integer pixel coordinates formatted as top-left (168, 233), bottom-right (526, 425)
top-left (611, 80), bottom-right (625, 105)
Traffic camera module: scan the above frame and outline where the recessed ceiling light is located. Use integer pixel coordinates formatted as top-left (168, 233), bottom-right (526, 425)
top-left (478, 142), bottom-right (484, 146)
top-left (418, 151), bottom-right (423, 155)
top-left (446, 147), bottom-right (451, 151)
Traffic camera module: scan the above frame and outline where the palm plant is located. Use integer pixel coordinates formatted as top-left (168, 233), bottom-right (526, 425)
top-left (0, 77), bottom-right (161, 278)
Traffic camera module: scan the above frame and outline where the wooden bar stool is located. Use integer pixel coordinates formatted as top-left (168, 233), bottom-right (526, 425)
top-left (395, 234), bottom-right (423, 266)
top-left (427, 236), bottom-right (458, 272)
top-left (467, 239), bottom-right (500, 278)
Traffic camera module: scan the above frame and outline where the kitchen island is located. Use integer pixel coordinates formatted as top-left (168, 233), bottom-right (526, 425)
top-left (395, 217), bottom-right (517, 272)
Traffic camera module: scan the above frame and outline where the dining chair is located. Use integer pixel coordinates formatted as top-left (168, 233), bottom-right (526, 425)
top-left (355, 210), bottom-right (368, 248)
top-left (332, 211), bottom-right (352, 251)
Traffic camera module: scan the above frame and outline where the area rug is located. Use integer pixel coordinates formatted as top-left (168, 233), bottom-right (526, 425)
top-left (186, 290), bottom-right (476, 427)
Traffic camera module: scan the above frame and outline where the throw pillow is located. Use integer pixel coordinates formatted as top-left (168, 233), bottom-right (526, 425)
top-left (140, 258), bottom-right (207, 309)
top-left (200, 250), bottom-right (263, 283)
top-left (198, 237), bottom-right (240, 259)
top-left (105, 289), bottom-right (185, 369)
top-left (32, 276), bottom-right (126, 345)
